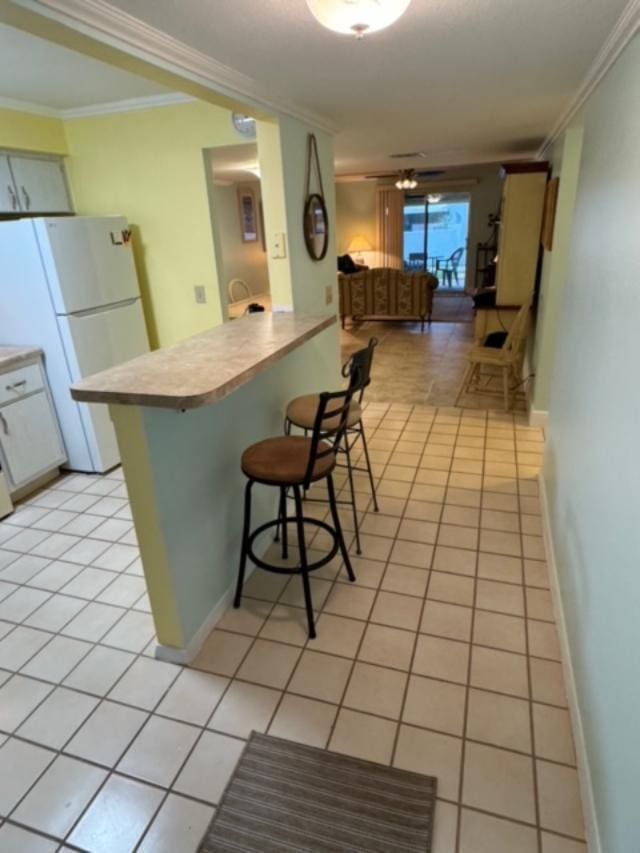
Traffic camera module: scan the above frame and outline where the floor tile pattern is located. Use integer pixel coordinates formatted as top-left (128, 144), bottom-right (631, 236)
top-left (340, 318), bottom-right (527, 410)
top-left (0, 403), bottom-right (586, 852)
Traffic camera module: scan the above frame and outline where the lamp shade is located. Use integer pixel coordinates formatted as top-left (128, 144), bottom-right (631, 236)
top-left (347, 234), bottom-right (373, 253)
top-left (306, 0), bottom-right (412, 37)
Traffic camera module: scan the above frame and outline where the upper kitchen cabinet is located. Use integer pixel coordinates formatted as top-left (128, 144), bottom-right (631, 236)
top-left (0, 155), bottom-right (19, 213)
top-left (0, 152), bottom-right (73, 214)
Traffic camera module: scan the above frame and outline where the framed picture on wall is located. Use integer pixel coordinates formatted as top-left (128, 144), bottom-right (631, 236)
top-left (541, 177), bottom-right (560, 251)
top-left (237, 187), bottom-right (258, 242)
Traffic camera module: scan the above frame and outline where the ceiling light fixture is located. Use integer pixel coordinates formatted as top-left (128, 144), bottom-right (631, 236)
top-left (395, 169), bottom-right (418, 190)
top-left (306, 0), bottom-right (412, 38)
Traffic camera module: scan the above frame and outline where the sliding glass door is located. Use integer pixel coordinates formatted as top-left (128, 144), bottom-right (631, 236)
top-left (403, 192), bottom-right (471, 290)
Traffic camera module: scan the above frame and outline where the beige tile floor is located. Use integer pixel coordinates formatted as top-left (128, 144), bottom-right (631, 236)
top-left (340, 317), bottom-right (527, 411)
top-left (0, 403), bottom-right (586, 852)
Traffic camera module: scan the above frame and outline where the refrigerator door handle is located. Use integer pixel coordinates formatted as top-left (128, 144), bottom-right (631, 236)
top-left (66, 297), bottom-right (139, 318)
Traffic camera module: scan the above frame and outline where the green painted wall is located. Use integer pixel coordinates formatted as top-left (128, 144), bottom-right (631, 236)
top-left (531, 124), bottom-right (584, 415)
top-left (543, 34), bottom-right (640, 853)
top-left (142, 323), bottom-right (340, 646)
top-left (258, 116), bottom-right (338, 315)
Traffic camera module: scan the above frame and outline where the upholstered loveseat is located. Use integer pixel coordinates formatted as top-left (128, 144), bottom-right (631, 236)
top-left (338, 268), bottom-right (438, 330)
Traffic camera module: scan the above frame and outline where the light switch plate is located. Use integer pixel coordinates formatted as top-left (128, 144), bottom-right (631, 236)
top-left (194, 285), bottom-right (207, 304)
top-left (271, 232), bottom-right (287, 259)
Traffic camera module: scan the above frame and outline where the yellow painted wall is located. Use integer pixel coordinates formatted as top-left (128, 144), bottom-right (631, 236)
top-left (64, 101), bottom-right (239, 347)
top-left (335, 181), bottom-right (378, 256)
top-left (0, 108), bottom-right (67, 154)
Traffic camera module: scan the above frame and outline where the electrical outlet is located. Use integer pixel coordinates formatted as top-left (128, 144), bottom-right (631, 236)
top-left (194, 285), bottom-right (207, 304)
top-left (325, 286), bottom-right (333, 305)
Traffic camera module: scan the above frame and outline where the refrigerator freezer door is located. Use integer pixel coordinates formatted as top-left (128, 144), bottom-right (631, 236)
top-left (36, 216), bottom-right (141, 315)
top-left (56, 297), bottom-right (150, 472)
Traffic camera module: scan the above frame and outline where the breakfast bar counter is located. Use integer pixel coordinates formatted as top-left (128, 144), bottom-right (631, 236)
top-left (71, 312), bottom-right (340, 661)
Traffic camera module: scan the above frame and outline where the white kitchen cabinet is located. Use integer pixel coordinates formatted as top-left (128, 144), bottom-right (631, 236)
top-left (0, 392), bottom-right (65, 488)
top-left (0, 352), bottom-right (66, 496)
top-left (0, 155), bottom-right (19, 213)
top-left (8, 155), bottom-right (72, 214)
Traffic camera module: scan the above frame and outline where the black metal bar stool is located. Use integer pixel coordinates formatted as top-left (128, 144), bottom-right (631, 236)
top-left (234, 387), bottom-right (356, 639)
top-left (284, 338), bottom-right (379, 554)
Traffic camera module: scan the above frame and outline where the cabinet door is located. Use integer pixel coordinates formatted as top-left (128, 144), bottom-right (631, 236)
top-left (0, 392), bottom-right (65, 489)
top-left (0, 155), bottom-right (20, 213)
top-left (8, 156), bottom-right (72, 214)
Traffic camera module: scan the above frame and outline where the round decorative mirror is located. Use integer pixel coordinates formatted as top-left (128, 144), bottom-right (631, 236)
top-left (304, 192), bottom-right (329, 261)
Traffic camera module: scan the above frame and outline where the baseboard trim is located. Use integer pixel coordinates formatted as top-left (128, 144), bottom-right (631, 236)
top-left (153, 562), bottom-right (259, 664)
top-left (538, 474), bottom-right (602, 853)
top-left (154, 585), bottom-right (234, 665)
top-left (529, 408), bottom-right (548, 430)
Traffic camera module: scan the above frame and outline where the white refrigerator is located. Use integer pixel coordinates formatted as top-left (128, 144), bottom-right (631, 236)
top-left (0, 216), bottom-right (149, 472)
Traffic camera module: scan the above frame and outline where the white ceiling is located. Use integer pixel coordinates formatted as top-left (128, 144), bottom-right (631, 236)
top-left (210, 144), bottom-right (261, 184)
top-left (0, 23), bottom-right (167, 111)
top-left (101, 0), bottom-right (628, 173)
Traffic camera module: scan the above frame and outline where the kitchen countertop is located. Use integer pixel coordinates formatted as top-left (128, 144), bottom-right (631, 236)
top-left (0, 346), bottom-right (42, 372)
top-left (71, 312), bottom-right (336, 410)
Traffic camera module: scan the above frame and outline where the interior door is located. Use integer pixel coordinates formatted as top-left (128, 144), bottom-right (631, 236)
top-left (0, 156), bottom-right (19, 213)
top-left (8, 156), bottom-right (72, 214)
top-left (40, 217), bottom-right (141, 315)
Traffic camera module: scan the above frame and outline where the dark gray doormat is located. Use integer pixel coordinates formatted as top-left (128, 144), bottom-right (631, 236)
top-left (199, 731), bottom-right (437, 853)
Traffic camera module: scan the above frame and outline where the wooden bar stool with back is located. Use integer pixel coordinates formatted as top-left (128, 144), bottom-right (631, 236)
top-left (233, 384), bottom-right (358, 639)
top-left (283, 337), bottom-right (379, 554)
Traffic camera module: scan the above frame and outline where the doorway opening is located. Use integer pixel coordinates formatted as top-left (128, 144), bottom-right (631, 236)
top-left (403, 192), bottom-right (471, 291)
top-left (206, 143), bottom-right (271, 320)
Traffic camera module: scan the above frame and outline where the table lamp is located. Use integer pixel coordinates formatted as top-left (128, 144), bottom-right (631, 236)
top-left (347, 234), bottom-right (373, 265)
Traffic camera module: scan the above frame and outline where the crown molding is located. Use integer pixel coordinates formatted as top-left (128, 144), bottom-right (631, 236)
top-left (12, 0), bottom-right (339, 134)
top-left (0, 95), bottom-right (60, 117)
top-left (0, 91), bottom-right (195, 120)
top-left (61, 92), bottom-right (193, 119)
top-left (539, 0), bottom-right (640, 156)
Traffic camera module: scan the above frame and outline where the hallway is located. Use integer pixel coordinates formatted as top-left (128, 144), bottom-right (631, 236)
top-left (341, 316), bottom-right (526, 411)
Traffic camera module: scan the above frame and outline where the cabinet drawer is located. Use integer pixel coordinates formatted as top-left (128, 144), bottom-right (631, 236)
top-left (0, 362), bottom-right (44, 406)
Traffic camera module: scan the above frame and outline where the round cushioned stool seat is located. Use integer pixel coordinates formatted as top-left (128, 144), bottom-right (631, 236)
top-left (241, 436), bottom-right (335, 486)
top-left (286, 394), bottom-right (362, 431)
